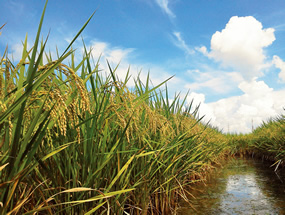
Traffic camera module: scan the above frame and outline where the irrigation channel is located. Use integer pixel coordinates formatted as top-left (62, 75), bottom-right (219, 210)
top-left (177, 157), bottom-right (285, 215)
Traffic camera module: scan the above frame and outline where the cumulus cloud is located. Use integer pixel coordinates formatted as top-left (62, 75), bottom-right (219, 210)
top-left (82, 17), bottom-right (284, 134)
top-left (173, 32), bottom-right (194, 55)
top-left (193, 79), bottom-right (284, 133)
top-left (185, 69), bottom-right (243, 94)
top-left (272, 55), bottom-right (285, 82)
top-left (185, 92), bottom-right (216, 122)
top-left (203, 16), bottom-right (276, 80)
top-left (189, 15), bottom-right (285, 133)
top-left (155, 0), bottom-right (175, 18)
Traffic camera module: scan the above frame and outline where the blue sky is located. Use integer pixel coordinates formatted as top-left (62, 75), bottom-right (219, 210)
top-left (1, 0), bottom-right (285, 133)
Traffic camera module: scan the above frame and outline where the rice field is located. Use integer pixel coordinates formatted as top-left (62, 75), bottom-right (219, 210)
top-left (0, 1), bottom-right (284, 214)
top-left (232, 115), bottom-right (285, 167)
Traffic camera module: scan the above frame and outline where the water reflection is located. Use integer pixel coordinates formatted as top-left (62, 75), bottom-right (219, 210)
top-left (219, 174), bottom-right (278, 214)
top-left (177, 158), bottom-right (285, 215)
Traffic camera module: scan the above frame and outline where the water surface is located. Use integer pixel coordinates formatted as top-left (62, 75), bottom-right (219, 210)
top-left (178, 158), bottom-right (285, 215)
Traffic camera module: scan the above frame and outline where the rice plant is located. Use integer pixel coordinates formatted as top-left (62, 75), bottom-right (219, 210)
top-left (0, 1), bottom-right (248, 214)
top-left (247, 114), bottom-right (285, 167)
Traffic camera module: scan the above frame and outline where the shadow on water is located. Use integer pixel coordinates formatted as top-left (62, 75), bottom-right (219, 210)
top-left (177, 158), bottom-right (285, 215)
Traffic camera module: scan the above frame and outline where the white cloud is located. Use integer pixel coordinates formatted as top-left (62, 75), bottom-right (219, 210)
top-left (272, 55), bottom-right (285, 82)
top-left (88, 42), bottom-right (107, 59)
top-left (186, 92), bottom-right (205, 108)
top-left (82, 40), bottom-right (136, 83)
top-left (7, 35), bottom-right (67, 64)
top-left (155, 0), bottom-right (175, 18)
top-left (190, 16), bottom-right (285, 133)
top-left (193, 79), bottom-right (284, 133)
top-left (185, 92), bottom-right (216, 121)
top-left (205, 16), bottom-right (275, 80)
top-left (185, 69), bottom-right (243, 94)
top-left (173, 32), bottom-right (194, 55)
top-left (83, 40), bottom-right (184, 90)
top-left (8, 43), bottom-right (26, 62)
top-left (196, 46), bottom-right (208, 55)
top-left (81, 17), bottom-right (284, 134)
top-left (8, 32), bottom-right (284, 134)
top-left (87, 40), bottom-right (133, 65)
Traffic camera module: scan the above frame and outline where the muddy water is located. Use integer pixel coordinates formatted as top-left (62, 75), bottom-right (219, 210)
top-left (177, 158), bottom-right (285, 215)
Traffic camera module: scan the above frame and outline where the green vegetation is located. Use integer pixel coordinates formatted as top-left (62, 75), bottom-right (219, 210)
top-left (232, 115), bottom-right (285, 168)
top-left (0, 1), bottom-right (284, 214)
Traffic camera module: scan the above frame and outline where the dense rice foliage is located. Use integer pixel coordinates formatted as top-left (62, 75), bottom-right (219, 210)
top-left (0, 1), bottom-right (284, 214)
top-left (0, 3), bottom-right (231, 214)
top-left (250, 115), bottom-right (285, 163)
top-left (231, 115), bottom-right (285, 168)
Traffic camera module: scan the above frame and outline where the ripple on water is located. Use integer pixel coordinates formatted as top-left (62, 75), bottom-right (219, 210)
top-left (177, 158), bottom-right (285, 215)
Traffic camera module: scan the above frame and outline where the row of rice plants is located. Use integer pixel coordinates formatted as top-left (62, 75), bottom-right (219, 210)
top-left (226, 112), bottom-right (285, 171)
top-left (0, 1), bottom-right (232, 214)
top-left (225, 133), bottom-right (249, 156)
top-left (247, 114), bottom-right (285, 167)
